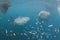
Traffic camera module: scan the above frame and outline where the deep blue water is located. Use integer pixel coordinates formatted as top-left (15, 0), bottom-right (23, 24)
top-left (0, 0), bottom-right (60, 40)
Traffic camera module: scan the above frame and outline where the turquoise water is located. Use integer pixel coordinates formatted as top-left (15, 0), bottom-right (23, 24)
top-left (0, 0), bottom-right (60, 40)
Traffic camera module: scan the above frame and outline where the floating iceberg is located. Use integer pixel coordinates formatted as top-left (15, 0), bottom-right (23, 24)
top-left (38, 10), bottom-right (50, 19)
top-left (14, 16), bottom-right (30, 25)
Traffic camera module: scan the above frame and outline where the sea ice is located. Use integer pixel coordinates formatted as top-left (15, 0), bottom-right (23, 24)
top-left (14, 16), bottom-right (30, 25)
top-left (38, 10), bottom-right (50, 19)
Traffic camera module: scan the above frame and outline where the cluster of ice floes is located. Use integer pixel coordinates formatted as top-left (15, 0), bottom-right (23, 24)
top-left (0, 15), bottom-right (59, 40)
top-left (0, 10), bottom-right (60, 40)
top-left (5, 29), bottom-right (16, 36)
top-left (0, 0), bottom-right (60, 40)
top-left (3, 10), bottom-right (59, 40)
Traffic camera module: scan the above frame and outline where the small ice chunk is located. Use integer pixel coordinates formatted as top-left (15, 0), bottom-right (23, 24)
top-left (48, 25), bottom-right (53, 27)
top-left (24, 33), bottom-right (28, 36)
top-left (29, 31), bottom-right (37, 35)
top-left (8, 19), bottom-right (10, 22)
top-left (41, 32), bottom-right (45, 35)
top-left (35, 22), bottom-right (39, 25)
top-left (6, 29), bottom-right (8, 34)
top-left (13, 33), bottom-right (16, 36)
top-left (40, 36), bottom-right (43, 39)
top-left (55, 28), bottom-right (60, 33)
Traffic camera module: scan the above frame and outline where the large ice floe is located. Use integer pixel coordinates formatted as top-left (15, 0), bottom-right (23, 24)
top-left (14, 16), bottom-right (30, 25)
top-left (38, 10), bottom-right (50, 19)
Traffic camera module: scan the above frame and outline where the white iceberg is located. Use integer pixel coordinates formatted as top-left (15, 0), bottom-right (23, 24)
top-left (38, 10), bottom-right (50, 19)
top-left (14, 16), bottom-right (30, 25)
